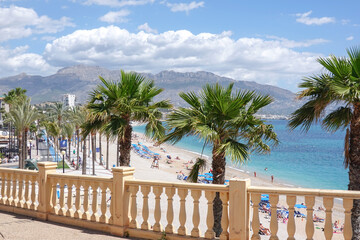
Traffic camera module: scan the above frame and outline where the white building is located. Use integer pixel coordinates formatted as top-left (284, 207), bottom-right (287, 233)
top-left (62, 94), bottom-right (76, 108)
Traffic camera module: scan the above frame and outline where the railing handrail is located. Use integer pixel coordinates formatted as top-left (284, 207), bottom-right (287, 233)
top-left (126, 179), bottom-right (229, 192)
top-left (248, 186), bottom-right (360, 199)
top-left (0, 167), bottom-right (38, 175)
top-left (48, 173), bottom-right (113, 183)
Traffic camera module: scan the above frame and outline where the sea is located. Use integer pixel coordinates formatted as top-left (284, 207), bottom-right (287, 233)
top-left (133, 119), bottom-right (348, 190)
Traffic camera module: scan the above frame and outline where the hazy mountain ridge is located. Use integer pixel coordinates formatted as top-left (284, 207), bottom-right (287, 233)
top-left (0, 65), bottom-right (301, 115)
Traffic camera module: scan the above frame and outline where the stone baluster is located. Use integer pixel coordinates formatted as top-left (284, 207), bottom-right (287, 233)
top-left (99, 184), bottom-right (108, 223)
top-left (51, 180), bottom-right (58, 214)
top-left (141, 185), bottom-right (151, 230)
top-left (108, 187), bottom-right (113, 224)
top-left (58, 180), bottom-right (66, 216)
top-left (129, 185), bottom-right (139, 228)
top-left (204, 191), bottom-right (215, 239)
top-left (5, 173), bottom-right (12, 205)
top-left (30, 176), bottom-right (37, 210)
top-left (305, 196), bottom-right (315, 240)
top-left (17, 175), bottom-right (24, 208)
top-left (220, 192), bottom-right (229, 240)
top-left (269, 194), bottom-right (279, 240)
top-left (1, 172), bottom-right (5, 204)
top-left (177, 188), bottom-right (188, 235)
top-left (191, 189), bottom-right (202, 238)
top-left (251, 193), bottom-right (261, 240)
top-left (74, 182), bottom-right (82, 219)
top-left (82, 182), bottom-right (90, 220)
top-left (323, 197), bottom-right (334, 240)
top-left (11, 174), bottom-right (17, 206)
top-left (91, 184), bottom-right (99, 222)
top-left (286, 195), bottom-right (296, 240)
top-left (24, 175), bottom-right (30, 209)
top-left (165, 187), bottom-right (175, 234)
top-left (343, 198), bottom-right (353, 240)
top-left (153, 186), bottom-right (163, 232)
top-left (66, 183), bottom-right (74, 217)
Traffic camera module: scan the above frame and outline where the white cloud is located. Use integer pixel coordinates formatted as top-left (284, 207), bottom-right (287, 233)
top-left (346, 36), bottom-right (354, 41)
top-left (0, 45), bottom-right (56, 77)
top-left (44, 26), bottom-right (323, 89)
top-left (266, 36), bottom-right (328, 48)
top-left (81, 0), bottom-right (154, 7)
top-left (165, 1), bottom-right (204, 14)
top-left (0, 5), bottom-right (74, 42)
top-left (137, 22), bottom-right (157, 33)
top-left (295, 11), bottom-right (335, 25)
top-left (99, 10), bottom-right (130, 23)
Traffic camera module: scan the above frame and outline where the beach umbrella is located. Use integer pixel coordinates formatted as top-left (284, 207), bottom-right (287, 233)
top-left (261, 194), bottom-right (269, 201)
top-left (205, 172), bottom-right (213, 177)
top-left (294, 204), bottom-right (307, 208)
top-left (205, 177), bottom-right (213, 181)
top-left (198, 175), bottom-right (207, 177)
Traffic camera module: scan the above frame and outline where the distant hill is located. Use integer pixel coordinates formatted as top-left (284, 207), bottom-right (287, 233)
top-left (0, 65), bottom-right (302, 115)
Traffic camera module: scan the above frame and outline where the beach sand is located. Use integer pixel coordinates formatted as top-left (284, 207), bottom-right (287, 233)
top-left (94, 131), bottom-right (345, 240)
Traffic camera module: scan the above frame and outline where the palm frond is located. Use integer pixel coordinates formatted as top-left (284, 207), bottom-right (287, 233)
top-left (187, 158), bottom-right (207, 183)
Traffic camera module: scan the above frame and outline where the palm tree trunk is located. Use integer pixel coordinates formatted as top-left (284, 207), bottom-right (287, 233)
top-left (82, 138), bottom-right (87, 175)
top-left (211, 147), bottom-right (226, 237)
top-left (18, 133), bottom-right (22, 169)
top-left (99, 133), bottom-right (102, 165)
top-left (68, 138), bottom-right (71, 163)
top-left (23, 130), bottom-right (28, 161)
top-left (106, 135), bottom-right (109, 170)
top-left (119, 123), bottom-right (132, 166)
top-left (91, 133), bottom-right (96, 175)
top-left (116, 136), bottom-right (120, 167)
top-left (8, 122), bottom-right (12, 159)
top-left (76, 129), bottom-right (80, 169)
top-left (348, 103), bottom-right (360, 239)
top-left (88, 136), bottom-right (90, 157)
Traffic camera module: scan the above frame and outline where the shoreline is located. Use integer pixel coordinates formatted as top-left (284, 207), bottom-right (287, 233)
top-left (131, 130), bottom-right (295, 189)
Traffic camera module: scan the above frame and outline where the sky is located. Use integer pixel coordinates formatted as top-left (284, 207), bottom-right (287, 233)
top-left (0, 0), bottom-right (359, 92)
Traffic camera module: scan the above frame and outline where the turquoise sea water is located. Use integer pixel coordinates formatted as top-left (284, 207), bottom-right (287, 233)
top-left (133, 120), bottom-right (348, 190)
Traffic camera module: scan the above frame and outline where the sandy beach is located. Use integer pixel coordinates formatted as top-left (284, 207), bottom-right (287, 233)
top-left (90, 130), bottom-right (346, 239)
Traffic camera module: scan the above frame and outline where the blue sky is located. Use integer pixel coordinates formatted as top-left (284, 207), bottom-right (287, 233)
top-left (0, 0), bottom-right (359, 92)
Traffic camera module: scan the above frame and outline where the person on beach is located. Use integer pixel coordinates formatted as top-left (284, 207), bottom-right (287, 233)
top-left (271, 175), bottom-right (274, 183)
top-left (254, 171), bottom-right (257, 177)
top-left (259, 223), bottom-right (271, 235)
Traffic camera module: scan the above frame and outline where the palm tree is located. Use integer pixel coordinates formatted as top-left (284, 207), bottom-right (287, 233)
top-left (4, 87), bottom-right (27, 159)
top-left (46, 122), bottom-right (61, 162)
top-left (63, 122), bottom-right (75, 161)
top-left (69, 106), bottom-right (87, 170)
top-left (49, 102), bottom-right (67, 127)
top-left (288, 47), bottom-right (360, 239)
top-left (86, 70), bottom-right (171, 166)
top-left (161, 83), bottom-right (278, 236)
top-left (5, 98), bottom-right (39, 168)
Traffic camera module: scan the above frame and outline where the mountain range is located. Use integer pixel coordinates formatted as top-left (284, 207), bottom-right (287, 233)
top-left (0, 65), bottom-right (302, 115)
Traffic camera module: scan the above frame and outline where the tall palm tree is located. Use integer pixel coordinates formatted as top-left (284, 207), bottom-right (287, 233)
top-left (161, 83), bottom-right (278, 236)
top-left (5, 98), bottom-right (39, 168)
top-left (68, 106), bottom-right (88, 169)
top-left (288, 47), bottom-right (360, 239)
top-left (49, 102), bottom-right (67, 127)
top-left (4, 87), bottom-right (27, 159)
top-left (63, 122), bottom-right (75, 161)
top-left (46, 122), bottom-right (61, 162)
top-left (86, 70), bottom-right (171, 166)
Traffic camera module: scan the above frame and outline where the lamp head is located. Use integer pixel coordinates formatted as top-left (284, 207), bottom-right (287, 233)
top-left (61, 150), bottom-right (66, 156)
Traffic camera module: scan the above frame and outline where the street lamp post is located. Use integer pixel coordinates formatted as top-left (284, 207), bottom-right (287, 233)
top-left (61, 150), bottom-right (66, 173)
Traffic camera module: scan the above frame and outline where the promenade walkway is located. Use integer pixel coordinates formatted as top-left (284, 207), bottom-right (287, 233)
top-left (0, 211), bottom-right (129, 240)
